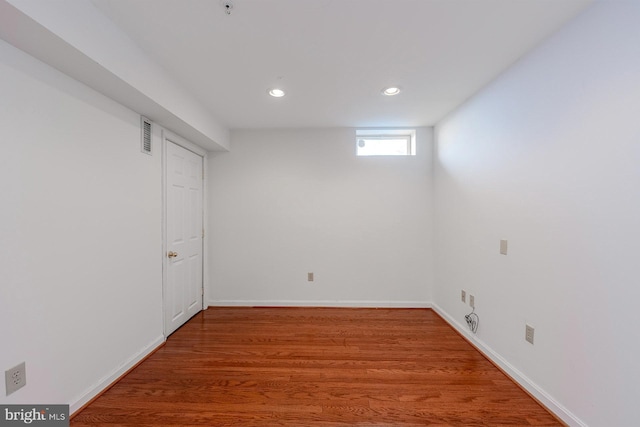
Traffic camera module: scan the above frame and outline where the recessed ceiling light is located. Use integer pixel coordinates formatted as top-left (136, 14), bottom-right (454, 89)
top-left (382, 87), bottom-right (401, 96)
top-left (268, 88), bottom-right (286, 98)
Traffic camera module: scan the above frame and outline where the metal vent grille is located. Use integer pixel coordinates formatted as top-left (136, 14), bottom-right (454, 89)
top-left (141, 117), bottom-right (152, 155)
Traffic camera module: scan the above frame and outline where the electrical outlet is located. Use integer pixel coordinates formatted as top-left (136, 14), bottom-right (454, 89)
top-left (5, 362), bottom-right (26, 396)
top-left (469, 295), bottom-right (475, 309)
top-left (461, 290), bottom-right (466, 303)
top-left (307, 272), bottom-right (314, 282)
top-left (525, 324), bottom-right (535, 344)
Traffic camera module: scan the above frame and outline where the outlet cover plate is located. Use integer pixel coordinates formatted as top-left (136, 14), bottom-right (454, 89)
top-left (5, 362), bottom-right (26, 396)
top-left (525, 324), bottom-right (535, 344)
top-left (469, 295), bottom-right (475, 308)
top-left (461, 290), bottom-right (466, 303)
top-left (500, 239), bottom-right (508, 255)
top-left (307, 272), bottom-right (314, 282)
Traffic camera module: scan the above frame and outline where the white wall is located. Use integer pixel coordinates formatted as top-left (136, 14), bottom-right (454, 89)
top-left (434, 2), bottom-right (640, 426)
top-left (208, 128), bottom-right (433, 307)
top-left (0, 39), bottom-right (164, 412)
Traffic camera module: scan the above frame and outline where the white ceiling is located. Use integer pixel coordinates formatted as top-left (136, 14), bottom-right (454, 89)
top-left (90, 0), bottom-right (592, 130)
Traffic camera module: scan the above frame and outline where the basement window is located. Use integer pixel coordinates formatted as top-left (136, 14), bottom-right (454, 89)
top-left (356, 129), bottom-right (416, 156)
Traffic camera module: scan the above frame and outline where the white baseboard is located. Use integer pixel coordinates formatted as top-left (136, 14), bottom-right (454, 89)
top-left (70, 335), bottom-right (165, 415)
top-left (431, 303), bottom-right (586, 427)
top-left (208, 299), bottom-right (432, 308)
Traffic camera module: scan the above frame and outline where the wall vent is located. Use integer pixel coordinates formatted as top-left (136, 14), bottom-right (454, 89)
top-left (141, 116), bottom-right (152, 155)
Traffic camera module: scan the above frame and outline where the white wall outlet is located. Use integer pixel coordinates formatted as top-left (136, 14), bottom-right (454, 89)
top-left (525, 324), bottom-right (535, 344)
top-left (307, 272), bottom-right (314, 282)
top-left (469, 294), bottom-right (475, 308)
top-left (500, 239), bottom-right (508, 255)
top-left (461, 290), bottom-right (466, 303)
top-left (5, 362), bottom-right (26, 396)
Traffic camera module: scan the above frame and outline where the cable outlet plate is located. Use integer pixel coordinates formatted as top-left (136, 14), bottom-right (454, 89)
top-left (525, 324), bottom-right (535, 344)
top-left (5, 362), bottom-right (26, 396)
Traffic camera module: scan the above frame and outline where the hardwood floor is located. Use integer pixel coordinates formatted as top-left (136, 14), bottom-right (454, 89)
top-left (72, 307), bottom-right (561, 426)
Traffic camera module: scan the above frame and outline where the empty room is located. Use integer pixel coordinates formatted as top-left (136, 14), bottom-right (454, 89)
top-left (1, 0), bottom-right (638, 426)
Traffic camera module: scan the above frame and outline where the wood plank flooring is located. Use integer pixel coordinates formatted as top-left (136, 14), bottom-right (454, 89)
top-left (71, 307), bottom-right (561, 426)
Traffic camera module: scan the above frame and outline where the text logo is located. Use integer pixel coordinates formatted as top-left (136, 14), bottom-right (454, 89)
top-left (0, 405), bottom-right (68, 427)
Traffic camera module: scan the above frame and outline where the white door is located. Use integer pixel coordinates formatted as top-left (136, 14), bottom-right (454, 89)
top-left (165, 139), bottom-right (203, 336)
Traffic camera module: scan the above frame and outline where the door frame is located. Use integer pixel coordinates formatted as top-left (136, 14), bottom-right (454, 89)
top-left (161, 129), bottom-right (208, 338)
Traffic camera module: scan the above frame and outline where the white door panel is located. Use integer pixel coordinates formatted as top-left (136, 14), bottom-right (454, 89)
top-left (165, 139), bottom-right (203, 336)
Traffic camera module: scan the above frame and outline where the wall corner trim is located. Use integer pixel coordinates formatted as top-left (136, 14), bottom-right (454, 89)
top-left (431, 304), bottom-right (587, 427)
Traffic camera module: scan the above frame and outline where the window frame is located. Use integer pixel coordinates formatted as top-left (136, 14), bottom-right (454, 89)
top-left (355, 129), bottom-right (416, 156)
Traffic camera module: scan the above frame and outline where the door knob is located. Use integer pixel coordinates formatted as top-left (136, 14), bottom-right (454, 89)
top-left (168, 251), bottom-right (178, 258)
